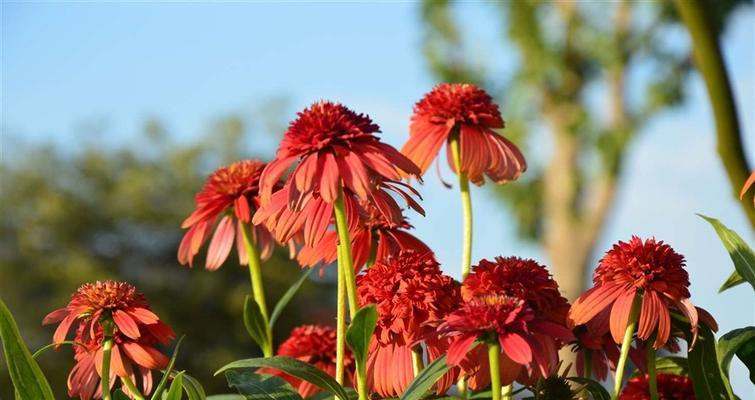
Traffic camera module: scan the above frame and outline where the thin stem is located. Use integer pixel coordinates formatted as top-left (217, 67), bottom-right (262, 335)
top-left (100, 321), bottom-right (114, 400)
top-left (121, 376), bottom-right (145, 400)
top-left (411, 345), bottom-right (424, 377)
top-left (488, 341), bottom-right (502, 400)
top-left (449, 129), bottom-right (473, 279)
top-left (456, 380), bottom-right (468, 400)
top-left (646, 341), bottom-right (659, 400)
top-left (335, 257), bottom-right (347, 385)
top-left (240, 223), bottom-right (273, 357)
top-left (583, 349), bottom-right (592, 379)
top-left (612, 294), bottom-right (642, 399)
top-left (333, 191), bottom-right (359, 317)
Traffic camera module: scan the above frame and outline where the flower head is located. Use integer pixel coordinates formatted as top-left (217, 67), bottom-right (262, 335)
top-left (44, 281), bottom-right (174, 399)
top-left (178, 160), bottom-right (281, 270)
top-left (255, 101), bottom-right (423, 247)
top-left (402, 83), bottom-right (526, 185)
top-left (438, 295), bottom-right (574, 387)
top-left (356, 251), bottom-right (460, 397)
top-left (620, 373), bottom-right (695, 400)
top-left (264, 325), bottom-right (353, 397)
top-left (569, 236), bottom-right (715, 349)
top-left (462, 257), bottom-right (570, 325)
top-left (297, 201), bottom-right (431, 269)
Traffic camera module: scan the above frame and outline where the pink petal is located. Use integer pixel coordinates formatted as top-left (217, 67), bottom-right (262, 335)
top-left (205, 215), bottom-right (235, 271)
top-left (113, 310), bottom-right (141, 340)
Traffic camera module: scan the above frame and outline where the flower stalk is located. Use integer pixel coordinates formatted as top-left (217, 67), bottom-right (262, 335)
top-left (612, 293), bottom-right (642, 399)
top-left (488, 340), bottom-right (502, 400)
top-left (411, 346), bottom-right (424, 376)
top-left (100, 320), bottom-right (114, 400)
top-left (240, 223), bottom-right (274, 357)
top-left (646, 341), bottom-right (659, 400)
top-left (449, 127), bottom-right (473, 279)
top-left (121, 376), bottom-right (145, 400)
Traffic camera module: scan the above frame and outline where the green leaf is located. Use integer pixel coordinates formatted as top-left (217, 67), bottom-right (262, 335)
top-left (215, 357), bottom-right (348, 400)
top-left (566, 377), bottom-right (610, 400)
top-left (736, 338), bottom-right (755, 384)
top-left (719, 271), bottom-right (745, 292)
top-left (244, 295), bottom-right (271, 352)
top-left (151, 335), bottom-right (186, 400)
top-left (225, 369), bottom-right (302, 400)
top-left (630, 356), bottom-right (689, 378)
top-left (0, 297), bottom-right (54, 400)
top-left (31, 340), bottom-right (89, 359)
top-left (345, 304), bottom-right (377, 369)
top-left (306, 388), bottom-right (357, 400)
top-left (114, 389), bottom-right (132, 400)
top-left (170, 370), bottom-right (207, 400)
top-left (718, 327), bottom-right (755, 384)
top-left (400, 354), bottom-right (453, 400)
top-left (206, 396), bottom-right (245, 400)
top-left (167, 371), bottom-right (185, 400)
top-left (686, 322), bottom-right (736, 400)
top-left (699, 215), bottom-right (755, 292)
top-left (270, 267), bottom-right (316, 327)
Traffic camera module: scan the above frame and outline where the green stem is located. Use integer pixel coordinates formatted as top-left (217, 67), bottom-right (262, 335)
top-left (583, 349), bottom-right (592, 379)
top-left (411, 346), bottom-right (424, 377)
top-left (646, 341), bottom-right (658, 400)
top-left (100, 321), bottom-right (114, 400)
top-left (121, 376), bottom-right (145, 400)
top-left (612, 294), bottom-right (642, 399)
top-left (456, 380), bottom-right (468, 400)
top-left (240, 223), bottom-right (274, 357)
top-left (333, 191), bottom-right (359, 317)
top-left (449, 129), bottom-right (473, 279)
top-left (488, 341), bottom-right (502, 400)
top-left (333, 189), bottom-right (366, 398)
top-left (335, 256), bottom-right (347, 385)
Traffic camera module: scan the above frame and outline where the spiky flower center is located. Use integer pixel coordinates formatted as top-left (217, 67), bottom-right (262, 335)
top-left (413, 83), bottom-right (503, 127)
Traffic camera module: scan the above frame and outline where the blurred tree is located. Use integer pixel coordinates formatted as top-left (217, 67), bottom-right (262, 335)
top-left (420, 0), bottom-right (750, 302)
top-left (0, 102), bottom-right (338, 398)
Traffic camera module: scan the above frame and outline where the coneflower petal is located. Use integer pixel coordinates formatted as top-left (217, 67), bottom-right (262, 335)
top-left (205, 216), bottom-right (235, 271)
top-left (610, 289), bottom-right (638, 344)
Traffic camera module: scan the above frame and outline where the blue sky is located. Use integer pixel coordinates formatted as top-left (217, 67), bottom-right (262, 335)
top-left (3, 2), bottom-right (754, 396)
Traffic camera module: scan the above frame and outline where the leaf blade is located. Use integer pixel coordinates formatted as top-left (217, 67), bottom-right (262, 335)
top-left (699, 214), bottom-right (755, 292)
top-left (717, 326), bottom-right (755, 384)
top-left (167, 371), bottom-right (185, 400)
top-left (244, 295), bottom-right (271, 353)
top-left (0, 297), bottom-right (55, 400)
top-left (345, 304), bottom-right (377, 368)
top-left (400, 354), bottom-right (453, 400)
top-left (225, 370), bottom-right (302, 400)
top-left (270, 267), bottom-right (316, 327)
top-left (215, 356), bottom-right (348, 400)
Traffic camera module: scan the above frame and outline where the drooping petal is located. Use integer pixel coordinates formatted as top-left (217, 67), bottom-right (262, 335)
top-left (113, 310), bottom-right (141, 340)
top-left (569, 283), bottom-right (624, 327)
top-left (121, 342), bottom-right (169, 370)
top-left (447, 334), bottom-right (477, 366)
top-left (610, 289), bottom-right (638, 344)
top-left (205, 215), bottom-right (236, 271)
top-left (500, 332), bottom-right (532, 365)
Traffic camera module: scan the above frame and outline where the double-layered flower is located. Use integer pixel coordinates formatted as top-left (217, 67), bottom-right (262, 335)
top-left (297, 201), bottom-right (431, 269)
top-left (569, 237), bottom-right (714, 349)
top-left (356, 251), bottom-right (459, 397)
top-left (264, 325), bottom-right (353, 397)
top-left (43, 281), bottom-right (174, 399)
top-left (402, 83), bottom-right (526, 185)
top-left (437, 295), bottom-right (574, 387)
top-left (620, 373), bottom-right (696, 400)
top-left (254, 101), bottom-right (423, 247)
top-left (178, 160), bottom-right (282, 270)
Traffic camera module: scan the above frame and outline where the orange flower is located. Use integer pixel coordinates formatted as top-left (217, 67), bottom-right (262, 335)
top-left (402, 83), bottom-right (526, 185)
top-left (436, 295), bottom-right (574, 387)
top-left (178, 160), bottom-right (283, 270)
top-left (297, 201), bottom-right (431, 269)
top-left (43, 281), bottom-right (174, 399)
top-left (620, 373), bottom-right (695, 399)
top-left (462, 257), bottom-right (570, 326)
top-left (264, 325), bottom-right (354, 397)
top-left (569, 237), bottom-right (714, 349)
top-left (356, 251), bottom-right (460, 397)
top-left (255, 101), bottom-right (423, 247)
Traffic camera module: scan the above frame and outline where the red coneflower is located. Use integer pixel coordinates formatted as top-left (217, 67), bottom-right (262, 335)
top-left (43, 281), bottom-right (174, 399)
top-left (462, 257), bottom-right (570, 326)
top-left (297, 201), bottom-right (431, 269)
top-left (356, 251), bottom-right (460, 397)
top-left (254, 101), bottom-right (423, 247)
top-left (568, 236), bottom-right (712, 350)
top-left (178, 160), bottom-right (283, 270)
top-left (263, 325), bottom-right (354, 398)
top-left (437, 295), bottom-right (574, 387)
top-left (620, 373), bottom-right (695, 400)
top-left (402, 83), bottom-right (526, 185)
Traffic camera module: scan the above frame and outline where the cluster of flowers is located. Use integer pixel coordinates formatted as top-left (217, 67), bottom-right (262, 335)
top-left (45, 83), bottom-right (712, 399)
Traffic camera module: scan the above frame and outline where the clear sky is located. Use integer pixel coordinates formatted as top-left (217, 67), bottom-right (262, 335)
top-left (3, 2), bottom-right (754, 397)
